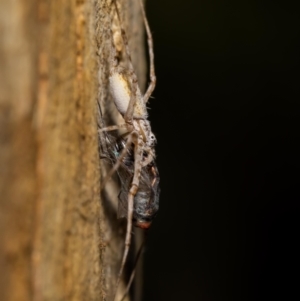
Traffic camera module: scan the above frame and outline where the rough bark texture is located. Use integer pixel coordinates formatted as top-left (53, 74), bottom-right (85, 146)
top-left (0, 1), bottom-right (146, 301)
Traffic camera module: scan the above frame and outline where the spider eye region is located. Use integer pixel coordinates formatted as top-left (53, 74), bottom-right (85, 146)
top-left (148, 133), bottom-right (156, 146)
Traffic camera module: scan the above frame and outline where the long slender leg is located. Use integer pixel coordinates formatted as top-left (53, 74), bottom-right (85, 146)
top-left (138, 0), bottom-right (156, 103)
top-left (110, 24), bottom-right (119, 75)
top-left (98, 123), bottom-right (128, 133)
top-left (111, 0), bottom-right (136, 74)
top-left (114, 138), bottom-right (144, 301)
top-left (113, 190), bottom-right (134, 301)
top-left (119, 238), bottom-right (146, 301)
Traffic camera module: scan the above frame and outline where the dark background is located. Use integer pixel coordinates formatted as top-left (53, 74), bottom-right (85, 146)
top-left (142, 1), bottom-right (300, 300)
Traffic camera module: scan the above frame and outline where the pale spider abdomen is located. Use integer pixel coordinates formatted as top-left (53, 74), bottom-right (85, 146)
top-left (109, 72), bottom-right (148, 119)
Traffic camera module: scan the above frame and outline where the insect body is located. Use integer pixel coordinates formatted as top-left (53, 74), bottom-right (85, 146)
top-left (113, 137), bottom-right (160, 229)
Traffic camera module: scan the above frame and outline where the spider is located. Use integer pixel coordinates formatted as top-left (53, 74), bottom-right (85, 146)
top-left (98, 0), bottom-right (158, 300)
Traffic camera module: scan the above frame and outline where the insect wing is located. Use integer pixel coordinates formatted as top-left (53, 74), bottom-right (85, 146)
top-left (116, 157), bottom-right (134, 219)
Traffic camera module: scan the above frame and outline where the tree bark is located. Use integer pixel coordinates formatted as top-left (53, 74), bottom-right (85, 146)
top-left (0, 1), bottom-right (146, 301)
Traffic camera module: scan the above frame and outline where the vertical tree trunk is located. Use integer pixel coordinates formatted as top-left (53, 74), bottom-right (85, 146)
top-left (0, 1), bottom-right (146, 300)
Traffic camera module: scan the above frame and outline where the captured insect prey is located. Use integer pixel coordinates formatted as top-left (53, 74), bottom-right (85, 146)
top-left (106, 135), bottom-right (160, 229)
top-left (99, 131), bottom-right (160, 300)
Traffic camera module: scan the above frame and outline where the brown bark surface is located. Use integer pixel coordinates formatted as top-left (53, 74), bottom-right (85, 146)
top-left (0, 1), bottom-right (146, 300)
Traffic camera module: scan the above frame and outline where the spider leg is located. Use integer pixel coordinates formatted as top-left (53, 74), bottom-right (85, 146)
top-left (138, 0), bottom-right (156, 103)
top-left (114, 135), bottom-right (144, 301)
top-left (109, 10), bottom-right (120, 75)
top-left (119, 238), bottom-right (146, 301)
top-left (113, 190), bottom-right (134, 301)
top-left (111, 0), bottom-right (136, 75)
top-left (98, 123), bottom-right (128, 133)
